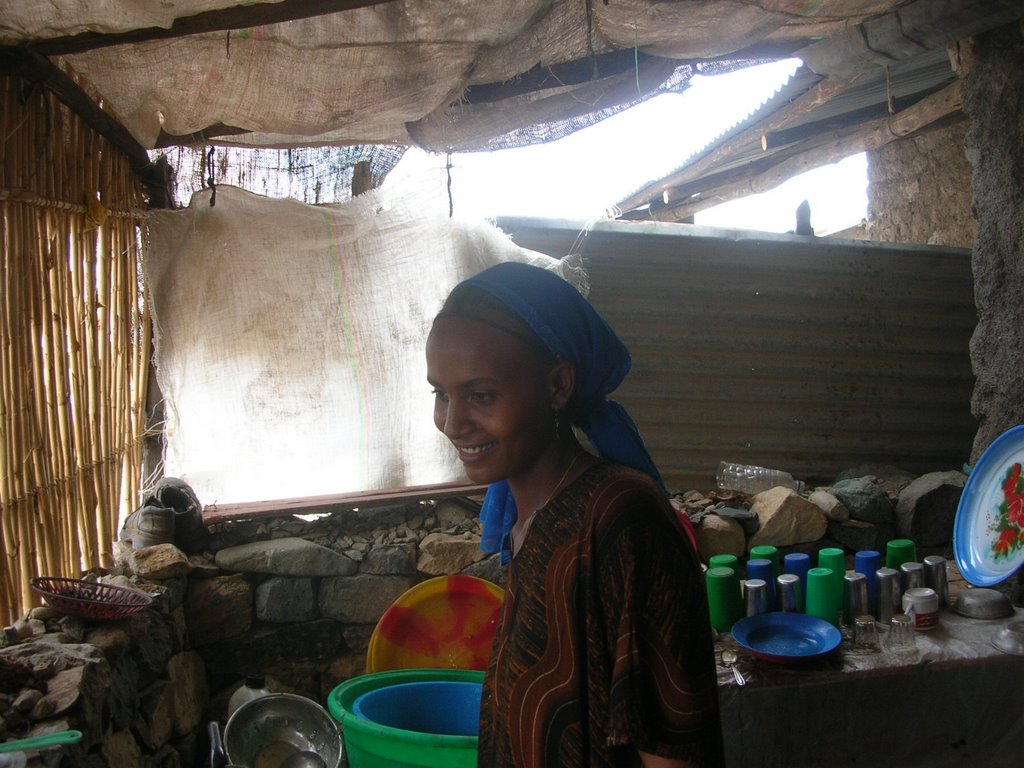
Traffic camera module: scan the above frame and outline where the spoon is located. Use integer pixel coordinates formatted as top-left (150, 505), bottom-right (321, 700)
top-left (721, 649), bottom-right (746, 686)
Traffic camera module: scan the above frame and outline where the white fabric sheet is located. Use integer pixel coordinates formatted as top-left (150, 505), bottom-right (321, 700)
top-left (145, 185), bottom-right (570, 505)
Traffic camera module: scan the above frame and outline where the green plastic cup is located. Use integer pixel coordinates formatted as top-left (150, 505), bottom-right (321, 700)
top-left (706, 566), bottom-right (743, 633)
top-left (886, 538), bottom-right (917, 570)
top-left (749, 545), bottom-right (781, 579)
top-left (708, 554), bottom-right (739, 572)
top-left (817, 547), bottom-right (847, 607)
top-left (806, 566), bottom-right (841, 627)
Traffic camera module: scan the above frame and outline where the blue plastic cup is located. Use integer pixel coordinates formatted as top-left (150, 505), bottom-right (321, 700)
top-left (854, 550), bottom-right (882, 616)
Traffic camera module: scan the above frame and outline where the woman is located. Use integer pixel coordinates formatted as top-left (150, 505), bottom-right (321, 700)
top-left (426, 261), bottom-right (723, 768)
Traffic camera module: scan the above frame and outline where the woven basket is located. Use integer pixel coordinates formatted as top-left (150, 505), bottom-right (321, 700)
top-left (31, 577), bottom-right (153, 621)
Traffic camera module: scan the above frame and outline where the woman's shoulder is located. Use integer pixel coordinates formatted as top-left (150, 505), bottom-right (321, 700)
top-left (579, 460), bottom-right (670, 509)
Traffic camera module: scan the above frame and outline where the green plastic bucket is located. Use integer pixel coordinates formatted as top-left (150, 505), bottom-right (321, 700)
top-left (328, 669), bottom-right (484, 768)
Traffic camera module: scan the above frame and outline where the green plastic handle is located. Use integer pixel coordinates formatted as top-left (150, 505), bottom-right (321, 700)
top-left (0, 730), bottom-right (83, 754)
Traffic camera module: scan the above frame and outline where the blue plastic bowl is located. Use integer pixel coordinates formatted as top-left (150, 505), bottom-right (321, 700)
top-left (352, 680), bottom-right (482, 737)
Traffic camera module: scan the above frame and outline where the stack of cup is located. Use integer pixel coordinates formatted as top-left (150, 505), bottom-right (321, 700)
top-left (706, 566), bottom-right (744, 632)
top-left (708, 554), bottom-right (740, 573)
top-left (806, 567), bottom-right (841, 627)
top-left (745, 579), bottom-right (770, 616)
top-left (746, 558), bottom-right (776, 609)
top-left (854, 550), bottom-right (882, 617)
top-left (783, 553), bottom-right (811, 611)
top-left (842, 572), bottom-right (870, 627)
top-left (922, 555), bottom-right (949, 607)
top-left (886, 538), bottom-right (917, 570)
top-left (875, 567), bottom-right (901, 625)
top-left (749, 545), bottom-right (781, 578)
top-left (818, 548), bottom-right (847, 607)
top-left (777, 573), bottom-right (801, 613)
top-left (900, 561), bottom-right (925, 592)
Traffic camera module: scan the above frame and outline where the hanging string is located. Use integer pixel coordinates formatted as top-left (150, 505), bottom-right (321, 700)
top-left (885, 65), bottom-right (895, 114)
top-left (446, 151), bottom-right (453, 217)
top-left (206, 146), bottom-right (217, 207)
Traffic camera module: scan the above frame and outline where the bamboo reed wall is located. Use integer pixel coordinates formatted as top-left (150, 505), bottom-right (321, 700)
top-left (0, 75), bottom-right (152, 626)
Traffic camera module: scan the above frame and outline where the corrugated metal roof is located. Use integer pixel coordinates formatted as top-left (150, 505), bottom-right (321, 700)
top-left (498, 216), bottom-right (976, 491)
top-left (617, 48), bottom-right (960, 220)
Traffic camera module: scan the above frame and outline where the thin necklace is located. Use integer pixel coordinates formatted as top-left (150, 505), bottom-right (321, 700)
top-left (538, 451), bottom-right (584, 511)
top-left (512, 452), bottom-right (585, 555)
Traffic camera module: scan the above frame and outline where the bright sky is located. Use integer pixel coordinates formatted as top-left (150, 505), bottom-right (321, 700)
top-left (385, 58), bottom-right (868, 236)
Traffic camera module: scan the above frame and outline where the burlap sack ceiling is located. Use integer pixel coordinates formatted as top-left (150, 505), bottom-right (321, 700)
top-left (1, 0), bottom-right (918, 152)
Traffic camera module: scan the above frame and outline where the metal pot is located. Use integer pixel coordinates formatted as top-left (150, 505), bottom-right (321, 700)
top-left (212, 693), bottom-right (342, 768)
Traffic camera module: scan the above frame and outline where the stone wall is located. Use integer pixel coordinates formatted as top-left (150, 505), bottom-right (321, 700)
top-left (863, 117), bottom-right (977, 248)
top-left (0, 496), bottom-right (501, 767)
top-left (960, 22), bottom-right (1024, 462)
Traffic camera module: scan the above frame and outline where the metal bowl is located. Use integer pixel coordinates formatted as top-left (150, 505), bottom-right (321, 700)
top-left (952, 588), bottom-right (1014, 619)
top-left (223, 693), bottom-right (342, 768)
top-left (992, 620), bottom-right (1024, 656)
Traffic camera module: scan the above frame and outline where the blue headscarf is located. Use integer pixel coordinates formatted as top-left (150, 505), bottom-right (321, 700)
top-left (445, 261), bottom-right (666, 563)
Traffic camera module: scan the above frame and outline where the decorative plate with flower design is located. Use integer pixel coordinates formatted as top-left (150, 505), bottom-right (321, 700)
top-left (954, 424), bottom-right (1024, 586)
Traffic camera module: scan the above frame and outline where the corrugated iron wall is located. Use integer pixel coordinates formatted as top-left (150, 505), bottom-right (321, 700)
top-left (497, 217), bottom-right (977, 492)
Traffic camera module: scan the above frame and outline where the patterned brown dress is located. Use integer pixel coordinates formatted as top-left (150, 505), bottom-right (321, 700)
top-left (477, 461), bottom-right (724, 767)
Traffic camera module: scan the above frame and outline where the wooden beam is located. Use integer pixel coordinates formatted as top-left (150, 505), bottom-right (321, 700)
top-left (637, 80), bottom-right (963, 224)
top-left (26, 0), bottom-right (396, 56)
top-left (462, 42), bottom-right (801, 106)
top-left (155, 123), bottom-right (253, 148)
top-left (202, 483), bottom-right (487, 523)
top-left (0, 46), bottom-right (173, 207)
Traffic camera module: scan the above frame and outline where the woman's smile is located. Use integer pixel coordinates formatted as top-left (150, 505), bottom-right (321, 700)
top-left (426, 316), bottom-right (556, 486)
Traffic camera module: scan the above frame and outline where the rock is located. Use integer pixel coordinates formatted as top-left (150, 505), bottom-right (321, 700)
top-left (102, 728), bottom-right (143, 767)
top-left (462, 553), bottom-right (506, 588)
top-left (166, 651), bottom-right (207, 736)
top-left (834, 465), bottom-right (916, 494)
top-left (108, 655), bottom-right (140, 730)
top-left (12, 688), bottom-right (41, 712)
top-left (809, 490), bottom-right (850, 522)
top-left (214, 537), bottom-right (359, 576)
top-left (318, 575), bottom-right (414, 624)
top-left (130, 544), bottom-right (193, 580)
top-left (360, 543), bottom-right (417, 575)
top-left (696, 514), bottom-right (747, 562)
top-left (184, 576), bottom-right (252, 647)
top-left (826, 518), bottom-right (896, 553)
top-left (255, 577), bottom-right (316, 623)
top-left (198, 620), bottom-right (345, 685)
top-left (830, 478), bottom-right (895, 524)
top-left (748, 487), bottom-right (828, 549)
top-left (895, 470), bottom-right (967, 546)
top-left (136, 680), bottom-right (175, 750)
top-left (713, 506), bottom-right (760, 536)
top-left (417, 532), bottom-right (485, 575)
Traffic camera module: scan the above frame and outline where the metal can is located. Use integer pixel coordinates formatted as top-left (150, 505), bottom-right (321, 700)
top-left (745, 578), bottom-right (770, 617)
top-left (777, 573), bottom-right (801, 613)
top-left (843, 572), bottom-right (869, 626)
top-left (875, 567), bottom-right (901, 625)
top-left (922, 555), bottom-right (949, 607)
top-left (900, 561), bottom-right (925, 592)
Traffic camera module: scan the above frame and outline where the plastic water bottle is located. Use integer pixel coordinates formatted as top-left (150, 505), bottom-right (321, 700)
top-left (717, 461), bottom-right (805, 494)
top-left (226, 674), bottom-right (272, 719)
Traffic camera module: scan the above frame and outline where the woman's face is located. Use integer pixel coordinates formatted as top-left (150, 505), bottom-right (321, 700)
top-left (426, 317), bottom-right (560, 486)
